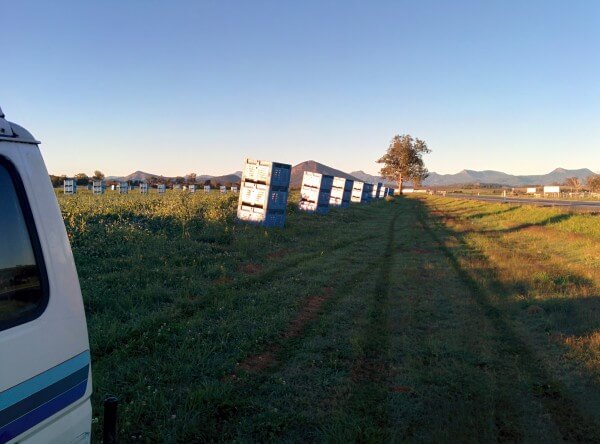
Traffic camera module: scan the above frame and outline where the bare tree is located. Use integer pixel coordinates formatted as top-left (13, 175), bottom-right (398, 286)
top-left (564, 177), bottom-right (582, 192)
top-left (587, 174), bottom-right (600, 192)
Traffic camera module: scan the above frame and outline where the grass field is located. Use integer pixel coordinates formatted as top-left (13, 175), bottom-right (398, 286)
top-left (58, 191), bottom-right (600, 442)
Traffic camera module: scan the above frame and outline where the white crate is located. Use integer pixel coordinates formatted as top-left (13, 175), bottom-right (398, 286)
top-left (231, 186), bottom-right (238, 193)
top-left (351, 181), bottom-right (365, 203)
top-left (140, 182), bottom-right (149, 194)
top-left (237, 204), bottom-right (265, 223)
top-left (299, 172), bottom-right (333, 214)
top-left (118, 182), bottom-right (128, 194)
top-left (237, 204), bottom-right (286, 228)
top-left (189, 184), bottom-right (197, 193)
top-left (173, 184), bottom-right (182, 190)
top-left (239, 182), bottom-right (288, 211)
top-left (204, 185), bottom-right (211, 193)
top-left (157, 184), bottom-right (166, 194)
top-left (240, 182), bottom-right (268, 207)
top-left (220, 186), bottom-right (227, 193)
top-left (241, 158), bottom-right (291, 187)
top-left (63, 179), bottom-right (76, 195)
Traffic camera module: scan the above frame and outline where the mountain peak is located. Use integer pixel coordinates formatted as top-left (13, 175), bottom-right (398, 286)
top-left (290, 160), bottom-right (357, 188)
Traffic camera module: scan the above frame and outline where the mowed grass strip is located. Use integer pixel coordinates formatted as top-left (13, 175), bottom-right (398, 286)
top-left (418, 196), bottom-right (600, 440)
top-left (61, 191), bottom-right (600, 441)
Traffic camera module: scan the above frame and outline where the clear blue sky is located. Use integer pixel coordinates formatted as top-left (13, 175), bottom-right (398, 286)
top-left (3, 0), bottom-right (599, 177)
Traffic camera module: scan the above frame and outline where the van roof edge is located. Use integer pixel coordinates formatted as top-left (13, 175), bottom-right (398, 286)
top-left (0, 106), bottom-right (40, 145)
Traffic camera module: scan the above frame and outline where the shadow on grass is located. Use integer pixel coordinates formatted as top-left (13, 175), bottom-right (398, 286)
top-left (411, 197), bottom-right (600, 441)
top-left (460, 212), bottom-right (575, 235)
top-left (467, 206), bottom-right (519, 220)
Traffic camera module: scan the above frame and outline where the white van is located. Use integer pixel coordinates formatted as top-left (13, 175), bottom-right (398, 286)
top-left (0, 107), bottom-right (92, 443)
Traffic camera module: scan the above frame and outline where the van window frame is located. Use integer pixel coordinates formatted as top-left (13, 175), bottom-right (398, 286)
top-left (0, 154), bottom-right (50, 332)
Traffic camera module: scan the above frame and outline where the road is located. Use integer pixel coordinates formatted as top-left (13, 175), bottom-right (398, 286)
top-left (447, 193), bottom-right (600, 212)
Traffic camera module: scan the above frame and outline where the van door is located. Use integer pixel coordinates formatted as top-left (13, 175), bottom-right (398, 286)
top-left (0, 117), bottom-right (91, 444)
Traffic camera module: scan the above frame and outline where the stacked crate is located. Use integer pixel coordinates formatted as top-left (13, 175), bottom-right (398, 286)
top-left (299, 172), bottom-right (334, 214)
top-left (362, 183), bottom-right (374, 203)
top-left (329, 177), bottom-right (354, 208)
top-left (351, 181), bottom-right (365, 203)
top-left (140, 182), bottom-right (149, 194)
top-left (157, 184), bottom-right (166, 194)
top-left (372, 182), bottom-right (382, 199)
top-left (92, 180), bottom-right (104, 195)
top-left (220, 186), bottom-right (227, 193)
top-left (63, 179), bottom-right (76, 195)
top-left (237, 158), bottom-right (291, 228)
top-left (204, 185), bottom-right (211, 193)
top-left (118, 182), bottom-right (128, 194)
top-left (189, 184), bottom-right (197, 193)
top-left (231, 186), bottom-right (238, 193)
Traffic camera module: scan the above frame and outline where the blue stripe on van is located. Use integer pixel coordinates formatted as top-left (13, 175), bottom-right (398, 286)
top-left (0, 350), bottom-right (90, 410)
top-left (0, 351), bottom-right (90, 444)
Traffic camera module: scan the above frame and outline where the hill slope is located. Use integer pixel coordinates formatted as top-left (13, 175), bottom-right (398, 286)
top-left (290, 160), bottom-right (357, 188)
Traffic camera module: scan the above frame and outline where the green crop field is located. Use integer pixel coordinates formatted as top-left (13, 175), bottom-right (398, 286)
top-left (57, 191), bottom-right (600, 442)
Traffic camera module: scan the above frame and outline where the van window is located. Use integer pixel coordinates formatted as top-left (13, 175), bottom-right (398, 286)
top-left (0, 159), bottom-right (47, 331)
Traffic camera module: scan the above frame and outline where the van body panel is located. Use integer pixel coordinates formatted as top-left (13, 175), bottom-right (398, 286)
top-left (0, 138), bottom-right (92, 443)
top-left (17, 399), bottom-right (91, 444)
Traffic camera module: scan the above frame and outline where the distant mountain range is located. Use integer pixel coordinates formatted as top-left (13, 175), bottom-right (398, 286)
top-left (423, 167), bottom-right (595, 187)
top-left (106, 166), bottom-right (596, 188)
top-left (107, 170), bottom-right (242, 184)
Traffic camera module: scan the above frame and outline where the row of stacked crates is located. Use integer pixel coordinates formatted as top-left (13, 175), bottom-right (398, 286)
top-left (65, 180), bottom-right (239, 195)
top-left (299, 172), bottom-right (334, 214)
top-left (237, 158), bottom-right (292, 228)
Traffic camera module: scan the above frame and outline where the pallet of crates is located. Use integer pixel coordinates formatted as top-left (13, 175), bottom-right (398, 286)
top-left (299, 172), bottom-right (334, 214)
top-left (362, 183), bottom-right (374, 203)
top-left (329, 177), bottom-right (353, 208)
top-left (92, 180), bottom-right (104, 195)
top-left (139, 182), bottom-right (149, 194)
top-left (237, 158), bottom-right (291, 228)
top-left (63, 178), bottom-right (76, 194)
top-left (351, 181), bottom-right (365, 203)
top-left (118, 181), bottom-right (128, 194)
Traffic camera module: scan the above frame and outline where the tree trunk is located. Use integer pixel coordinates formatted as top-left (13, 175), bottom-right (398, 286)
top-left (397, 174), bottom-right (403, 195)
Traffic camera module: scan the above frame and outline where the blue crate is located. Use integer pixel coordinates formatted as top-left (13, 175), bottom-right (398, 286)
top-left (262, 209), bottom-right (286, 228)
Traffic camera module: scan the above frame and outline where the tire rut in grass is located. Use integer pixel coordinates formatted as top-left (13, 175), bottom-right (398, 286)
top-left (417, 201), bottom-right (600, 441)
top-left (336, 208), bottom-right (400, 440)
top-left (92, 232), bottom-right (382, 359)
